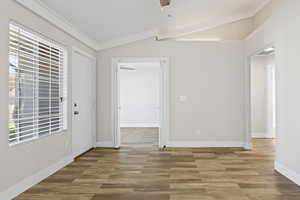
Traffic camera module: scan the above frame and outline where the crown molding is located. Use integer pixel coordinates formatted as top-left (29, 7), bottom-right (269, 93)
top-left (248, 0), bottom-right (272, 17)
top-left (245, 14), bottom-right (274, 41)
top-left (157, 13), bottom-right (253, 40)
top-left (15, 0), bottom-right (100, 50)
top-left (97, 29), bottom-right (158, 50)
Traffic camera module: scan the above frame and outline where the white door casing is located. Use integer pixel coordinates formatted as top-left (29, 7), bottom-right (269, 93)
top-left (245, 43), bottom-right (276, 149)
top-left (266, 64), bottom-right (276, 138)
top-left (112, 57), bottom-right (170, 148)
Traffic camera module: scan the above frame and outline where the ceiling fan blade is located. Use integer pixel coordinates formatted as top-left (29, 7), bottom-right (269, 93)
top-left (160, 0), bottom-right (171, 7)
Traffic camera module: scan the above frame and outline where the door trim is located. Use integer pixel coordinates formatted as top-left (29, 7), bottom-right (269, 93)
top-left (71, 47), bottom-right (97, 158)
top-left (245, 43), bottom-right (276, 149)
top-left (112, 57), bottom-right (170, 148)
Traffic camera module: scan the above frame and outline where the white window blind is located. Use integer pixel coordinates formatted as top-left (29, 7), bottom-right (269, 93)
top-left (8, 23), bottom-right (67, 145)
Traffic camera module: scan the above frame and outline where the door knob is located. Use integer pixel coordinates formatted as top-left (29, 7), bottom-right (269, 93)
top-left (74, 111), bottom-right (79, 115)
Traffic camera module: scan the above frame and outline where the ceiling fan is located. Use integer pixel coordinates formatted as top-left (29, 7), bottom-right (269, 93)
top-left (160, 0), bottom-right (171, 7)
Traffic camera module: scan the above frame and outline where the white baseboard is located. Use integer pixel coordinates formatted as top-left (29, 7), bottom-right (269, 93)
top-left (252, 132), bottom-right (274, 138)
top-left (0, 155), bottom-right (74, 200)
top-left (243, 142), bottom-right (253, 150)
top-left (166, 141), bottom-right (245, 148)
top-left (275, 161), bottom-right (300, 186)
top-left (120, 121), bottom-right (160, 128)
top-left (96, 141), bottom-right (114, 148)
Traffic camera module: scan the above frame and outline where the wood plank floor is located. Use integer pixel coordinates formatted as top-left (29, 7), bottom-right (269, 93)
top-left (121, 127), bottom-right (158, 146)
top-left (15, 137), bottom-right (300, 200)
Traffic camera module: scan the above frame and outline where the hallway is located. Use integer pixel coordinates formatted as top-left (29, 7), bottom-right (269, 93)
top-left (14, 139), bottom-right (300, 200)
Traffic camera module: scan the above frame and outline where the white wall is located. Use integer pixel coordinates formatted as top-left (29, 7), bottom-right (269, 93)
top-left (251, 56), bottom-right (268, 137)
top-left (120, 63), bottom-right (160, 127)
top-left (246, 0), bottom-right (300, 184)
top-left (251, 55), bottom-right (275, 138)
top-left (0, 0), bottom-right (96, 198)
top-left (97, 39), bottom-right (246, 146)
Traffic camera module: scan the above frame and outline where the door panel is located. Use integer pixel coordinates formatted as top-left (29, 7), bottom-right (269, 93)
top-left (72, 51), bottom-right (95, 157)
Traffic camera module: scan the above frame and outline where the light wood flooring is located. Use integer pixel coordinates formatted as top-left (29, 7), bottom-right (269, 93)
top-left (121, 127), bottom-right (158, 146)
top-left (14, 129), bottom-right (300, 200)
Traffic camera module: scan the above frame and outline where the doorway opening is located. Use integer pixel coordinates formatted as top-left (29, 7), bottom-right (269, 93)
top-left (250, 46), bottom-right (276, 141)
top-left (119, 62), bottom-right (160, 147)
top-left (112, 58), bottom-right (170, 149)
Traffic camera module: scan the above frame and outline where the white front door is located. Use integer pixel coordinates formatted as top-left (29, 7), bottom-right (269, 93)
top-left (72, 50), bottom-right (95, 157)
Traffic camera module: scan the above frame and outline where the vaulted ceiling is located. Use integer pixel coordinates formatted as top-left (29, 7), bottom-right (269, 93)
top-left (36, 0), bottom-right (270, 49)
top-left (39, 0), bottom-right (161, 43)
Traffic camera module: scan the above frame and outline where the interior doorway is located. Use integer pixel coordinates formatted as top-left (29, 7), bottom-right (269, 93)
top-left (112, 58), bottom-right (170, 149)
top-left (250, 46), bottom-right (276, 139)
top-left (119, 62), bottom-right (160, 147)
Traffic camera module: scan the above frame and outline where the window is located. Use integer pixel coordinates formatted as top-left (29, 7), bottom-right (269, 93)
top-left (8, 23), bottom-right (67, 146)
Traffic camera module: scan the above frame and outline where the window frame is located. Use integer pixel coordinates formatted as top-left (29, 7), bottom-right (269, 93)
top-left (8, 21), bottom-right (68, 147)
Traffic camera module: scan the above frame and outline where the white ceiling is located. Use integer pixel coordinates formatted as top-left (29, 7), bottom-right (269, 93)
top-left (39, 0), bottom-right (161, 43)
top-left (37, 0), bottom-right (270, 49)
top-left (161, 0), bottom-right (267, 29)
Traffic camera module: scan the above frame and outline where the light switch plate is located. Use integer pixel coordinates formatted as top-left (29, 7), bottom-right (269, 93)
top-left (179, 96), bottom-right (187, 102)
